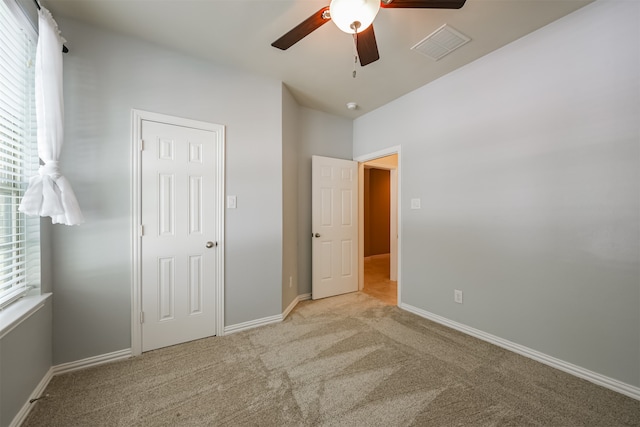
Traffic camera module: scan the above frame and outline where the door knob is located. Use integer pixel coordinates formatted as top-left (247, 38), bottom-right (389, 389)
top-left (314, 233), bottom-right (321, 238)
top-left (206, 241), bottom-right (216, 248)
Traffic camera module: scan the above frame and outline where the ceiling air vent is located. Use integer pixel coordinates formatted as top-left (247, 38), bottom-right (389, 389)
top-left (411, 24), bottom-right (470, 61)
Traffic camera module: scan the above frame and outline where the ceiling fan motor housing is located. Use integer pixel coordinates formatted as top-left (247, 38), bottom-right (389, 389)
top-left (329, 0), bottom-right (381, 34)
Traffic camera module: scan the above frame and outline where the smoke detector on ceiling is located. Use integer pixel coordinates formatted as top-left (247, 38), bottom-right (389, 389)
top-left (411, 24), bottom-right (471, 61)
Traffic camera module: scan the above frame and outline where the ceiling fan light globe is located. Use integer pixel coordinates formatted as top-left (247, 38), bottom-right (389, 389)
top-left (330, 0), bottom-right (380, 34)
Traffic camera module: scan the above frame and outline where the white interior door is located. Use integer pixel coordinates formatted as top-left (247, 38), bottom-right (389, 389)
top-left (312, 155), bottom-right (358, 299)
top-left (141, 119), bottom-right (219, 352)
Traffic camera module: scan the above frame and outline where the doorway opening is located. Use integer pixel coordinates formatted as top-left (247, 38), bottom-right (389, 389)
top-left (356, 149), bottom-right (400, 306)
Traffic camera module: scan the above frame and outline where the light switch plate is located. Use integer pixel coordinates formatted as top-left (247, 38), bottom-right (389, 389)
top-left (227, 195), bottom-right (237, 209)
top-left (411, 198), bottom-right (421, 209)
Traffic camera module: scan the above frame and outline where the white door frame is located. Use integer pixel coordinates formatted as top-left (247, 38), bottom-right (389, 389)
top-left (355, 146), bottom-right (401, 305)
top-left (131, 109), bottom-right (225, 356)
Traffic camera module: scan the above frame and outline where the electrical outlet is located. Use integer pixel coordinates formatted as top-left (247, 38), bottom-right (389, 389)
top-left (454, 289), bottom-right (463, 304)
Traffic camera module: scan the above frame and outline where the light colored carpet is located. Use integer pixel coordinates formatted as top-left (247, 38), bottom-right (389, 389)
top-left (24, 292), bottom-right (639, 426)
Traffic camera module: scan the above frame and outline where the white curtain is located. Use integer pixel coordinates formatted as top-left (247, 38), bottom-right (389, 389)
top-left (19, 6), bottom-right (84, 225)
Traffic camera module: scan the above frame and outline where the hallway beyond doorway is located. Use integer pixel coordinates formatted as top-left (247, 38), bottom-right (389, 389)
top-left (363, 253), bottom-right (397, 305)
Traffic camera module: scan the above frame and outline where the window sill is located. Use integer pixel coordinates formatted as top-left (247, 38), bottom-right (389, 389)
top-left (0, 293), bottom-right (51, 339)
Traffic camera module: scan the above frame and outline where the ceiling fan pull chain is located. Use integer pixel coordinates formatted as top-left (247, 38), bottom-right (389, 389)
top-left (352, 33), bottom-right (358, 78)
top-left (353, 56), bottom-right (357, 78)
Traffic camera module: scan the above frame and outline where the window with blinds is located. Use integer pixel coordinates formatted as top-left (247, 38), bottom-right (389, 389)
top-left (0, 0), bottom-right (40, 309)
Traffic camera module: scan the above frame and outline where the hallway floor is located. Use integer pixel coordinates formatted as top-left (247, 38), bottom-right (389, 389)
top-left (362, 253), bottom-right (397, 305)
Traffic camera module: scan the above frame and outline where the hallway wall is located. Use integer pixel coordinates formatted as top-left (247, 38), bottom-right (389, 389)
top-left (364, 168), bottom-right (391, 257)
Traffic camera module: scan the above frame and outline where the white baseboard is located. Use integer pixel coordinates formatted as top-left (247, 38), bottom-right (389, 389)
top-left (9, 367), bottom-right (53, 427)
top-left (298, 293), bottom-right (312, 301)
top-left (224, 313), bottom-right (282, 335)
top-left (282, 293), bottom-right (311, 319)
top-left (225, 293), bottom-right (312, 335)
top-left (52, 348), bottom-right (132, 376)
top-left (10, 348), bottom-right (131, 427)
top-left (282, 296), bottom-right (298, 320)
top-left (400, 302), bottom-right (640, 401)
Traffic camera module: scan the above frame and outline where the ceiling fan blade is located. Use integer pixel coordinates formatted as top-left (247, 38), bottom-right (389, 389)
top-left (357, 25), bottom-right (380, 66)
top-left (271, 6), bottom-right (331, 50)
top-left (381, 0), bottom-right (466, 9)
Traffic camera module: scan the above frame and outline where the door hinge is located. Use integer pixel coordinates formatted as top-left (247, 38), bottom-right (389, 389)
top-left (140, 312), bottom-right (145, 324)
top-left (139, 139), bottom-right (144, 151)
top-left (139, 225), bottom-right (144, 237)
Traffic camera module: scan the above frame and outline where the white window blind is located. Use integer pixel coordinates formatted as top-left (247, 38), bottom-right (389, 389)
top-left (0, 0), bottom-right (40, 309)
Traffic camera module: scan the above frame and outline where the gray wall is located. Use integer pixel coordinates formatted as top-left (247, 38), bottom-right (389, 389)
top-left (53, 18), bottom-right (284, 364)
top-left (0, 300), bottom-right (52, 427)
top-left (353, 0), bottom-right (639, 387)
top-left (282, 86), bottom-right (300, 310)
top-left (297, 107), bottom-right (353, 296)
top-left (0, 221), bottom-right (54, 427)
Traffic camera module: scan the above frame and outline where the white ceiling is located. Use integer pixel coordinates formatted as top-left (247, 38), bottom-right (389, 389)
top-left (44, 0), bottom-right (593, 119)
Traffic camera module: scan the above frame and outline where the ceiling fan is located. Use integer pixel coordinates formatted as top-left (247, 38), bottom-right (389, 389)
top-left (271, 0), bottom-right (467, 66)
